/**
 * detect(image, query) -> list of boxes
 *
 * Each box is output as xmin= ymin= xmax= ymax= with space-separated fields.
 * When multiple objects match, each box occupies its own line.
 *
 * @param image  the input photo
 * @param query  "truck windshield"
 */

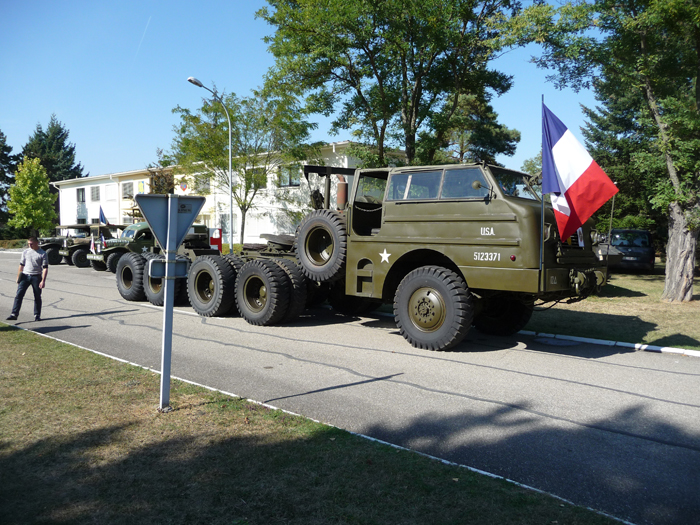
xmin=489 ymin=167 xmax=540 ymax=201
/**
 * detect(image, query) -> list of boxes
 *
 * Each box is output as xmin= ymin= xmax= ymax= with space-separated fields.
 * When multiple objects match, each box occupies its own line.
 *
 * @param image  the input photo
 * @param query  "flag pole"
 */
xmin=539 ymin=95 xmax=545 ymax=293
xmin=605 ymin=183 xmax=617 ymax=278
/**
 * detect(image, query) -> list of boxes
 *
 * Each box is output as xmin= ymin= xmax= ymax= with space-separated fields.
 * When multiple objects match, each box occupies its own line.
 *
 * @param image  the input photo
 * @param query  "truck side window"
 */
xmin=355 ymin=174 xmax=387 ymax=204
xmin=440 ymin=168 xmax=489 ymax=199
xmin=387 ymin=170 xmax=442 ymax=200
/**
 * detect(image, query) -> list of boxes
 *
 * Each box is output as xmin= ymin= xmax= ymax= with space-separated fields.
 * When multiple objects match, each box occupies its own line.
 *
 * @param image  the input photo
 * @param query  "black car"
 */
xmin=607 ymin=229 xmax=655 ymax=273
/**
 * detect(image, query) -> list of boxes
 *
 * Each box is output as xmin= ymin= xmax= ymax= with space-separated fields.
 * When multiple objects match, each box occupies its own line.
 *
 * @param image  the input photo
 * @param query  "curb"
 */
xmin=520 ymin=330 xmax=700 ymax=358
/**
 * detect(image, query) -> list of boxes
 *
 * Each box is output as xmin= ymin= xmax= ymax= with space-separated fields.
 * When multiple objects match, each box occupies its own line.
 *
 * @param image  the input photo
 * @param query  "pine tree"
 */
xmin=22 ymin=114 xmax=86 ymax=182
xmin=0 ymin=129 xmax=18 ymax=223
xmin=8 ymin=157 xmax=57 ymax=236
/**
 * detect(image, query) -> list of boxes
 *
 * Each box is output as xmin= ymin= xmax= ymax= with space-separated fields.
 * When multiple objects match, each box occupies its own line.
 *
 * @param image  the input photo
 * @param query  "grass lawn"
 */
xmin=0 ymin=325 xmax=618 ymax=525
xmin=525 ymin=265 xmax=700 ymax=351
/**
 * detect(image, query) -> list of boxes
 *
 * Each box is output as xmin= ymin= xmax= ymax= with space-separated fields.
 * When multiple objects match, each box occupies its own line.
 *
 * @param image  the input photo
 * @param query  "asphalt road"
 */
xmin=2 ymin=250 xmax=699 ymax=525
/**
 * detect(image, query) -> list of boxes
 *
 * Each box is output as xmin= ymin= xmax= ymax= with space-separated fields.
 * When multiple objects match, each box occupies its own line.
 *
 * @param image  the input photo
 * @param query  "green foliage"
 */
xmin=7 ymin=157 xmax=57 ymax=235
xmin=0 ymin=129 xmax=19 ymax=223
xmin=418 ymin=94 xmax=520 ymax=165
xmin=520 ymin=151 xmax=542 ymax=175
xmin=258 ymin=0 xmax=521 ymax=166
xmin=168 ymin=86 xmax=315 ymax=242
xmin=22 ymin=114 xmax=86 ymax=182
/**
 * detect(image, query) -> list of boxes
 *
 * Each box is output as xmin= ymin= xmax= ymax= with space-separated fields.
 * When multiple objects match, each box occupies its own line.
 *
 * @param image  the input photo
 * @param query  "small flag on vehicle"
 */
xmin=90 ymin=234 xmax=96 ymax=254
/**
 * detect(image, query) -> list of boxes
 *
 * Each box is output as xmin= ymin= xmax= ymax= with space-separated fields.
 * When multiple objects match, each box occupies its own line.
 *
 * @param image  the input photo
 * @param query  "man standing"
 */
xmin=6 ymin=237 xmax=49 ymax=322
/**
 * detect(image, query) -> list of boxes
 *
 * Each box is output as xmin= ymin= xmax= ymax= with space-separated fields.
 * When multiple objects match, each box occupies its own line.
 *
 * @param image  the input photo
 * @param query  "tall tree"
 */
xmin=0 ymin=129 xmax=19 ymax=223
xmin=22 ymin=114 xmax=86 ymax=182
xmin=422 ymin=94 xmax=520 ymax=164
xmin=8 ymin=157 xmax=57 ymax=236
xmin=258 ymin=0 xmax=521 ymax=166
xmin=169 ymin=88 xmax=315 ymax=243
xmin=515 ymin=0 xmax=700 ymax=302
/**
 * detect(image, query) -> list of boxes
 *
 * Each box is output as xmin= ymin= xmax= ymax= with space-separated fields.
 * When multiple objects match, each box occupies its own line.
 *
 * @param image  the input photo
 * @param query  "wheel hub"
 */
xmin=408 ymin=287 xmax=446 ymax=332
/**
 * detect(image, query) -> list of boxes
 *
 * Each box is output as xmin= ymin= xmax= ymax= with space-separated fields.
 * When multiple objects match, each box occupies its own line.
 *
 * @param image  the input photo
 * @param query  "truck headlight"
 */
xmin=589 ymin=230 xmax=603 ymax=245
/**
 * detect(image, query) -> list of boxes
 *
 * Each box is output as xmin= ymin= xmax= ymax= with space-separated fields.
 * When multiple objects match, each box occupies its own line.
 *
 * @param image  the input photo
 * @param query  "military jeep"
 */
xmin=39 ymin=225 xmax=89 ymax=265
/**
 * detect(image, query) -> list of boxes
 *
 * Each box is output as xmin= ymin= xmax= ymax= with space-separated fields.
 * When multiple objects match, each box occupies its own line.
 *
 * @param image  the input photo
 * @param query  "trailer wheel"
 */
xmin=45 ymin=247 xmax=62 ymax=265
xmin=236 ymin=259 xmax=291 ymax=326
xmin=187 ymin=255 xmax=236 ymax=317
xmin=473 ymin=298 xmax=534 ymax=336
xmin=106 ymin=252 xmax=124 ymax=273
xmin=273 ymin=258 xmax=308 ymax=322
xmin=295 ymin=209 xmax=347 ymax=282
xmin=90 ymin=259 xmax=107 ymax=271
xmin=116 ymin=253 xmax=147 ymax=301
xmin=143 ymin=254 xmax=182 ymax=307
xmin=394 ymin=266 xmax=474 ymax=351
xmin=72 ymin=248 xmax=90 ymax=268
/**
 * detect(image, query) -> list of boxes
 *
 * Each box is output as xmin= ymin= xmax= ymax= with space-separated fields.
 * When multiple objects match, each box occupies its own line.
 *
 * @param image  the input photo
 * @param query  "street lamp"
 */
xmin=187 ymin=76 xmax=234 ymax=253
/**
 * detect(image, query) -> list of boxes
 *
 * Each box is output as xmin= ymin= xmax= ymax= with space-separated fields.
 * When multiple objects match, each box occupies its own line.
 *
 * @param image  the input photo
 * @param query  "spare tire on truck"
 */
xmin=116 ymin=252 xmax=147 ymax=301
xmin=295 ymin=209 xmax=347 ymax=283
xmin=187 ymin=255 xmax=237 ymax=317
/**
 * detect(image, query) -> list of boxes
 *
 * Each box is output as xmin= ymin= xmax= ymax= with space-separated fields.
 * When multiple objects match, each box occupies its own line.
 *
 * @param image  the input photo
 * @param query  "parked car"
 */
xmin=607 ymin=229 xmax=655 ymax=273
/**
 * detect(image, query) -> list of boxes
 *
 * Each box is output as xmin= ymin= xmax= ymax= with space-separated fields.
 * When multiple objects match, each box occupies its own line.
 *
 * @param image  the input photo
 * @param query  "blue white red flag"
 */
xmin=542 ymin=103 xmax=618 ymax=240
xmin=90 ymin=234 xmax=96 ymax=254
xmin=99 ymin=206 xmax=109 ymax=225
xmin=100 ymin=233 xmax=106 ymax=248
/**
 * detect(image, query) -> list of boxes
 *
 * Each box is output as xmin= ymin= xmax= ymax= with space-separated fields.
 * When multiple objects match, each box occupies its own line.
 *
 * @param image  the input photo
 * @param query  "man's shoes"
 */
xmin=6 ymin=315 xmax=17 ymax=320
xmin=34 ymin=316 xmax=41 ymax=322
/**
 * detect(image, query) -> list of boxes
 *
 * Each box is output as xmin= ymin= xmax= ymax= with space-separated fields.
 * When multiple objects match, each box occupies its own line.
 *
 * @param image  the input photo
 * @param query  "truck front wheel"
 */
xmin=72 ymin=248 xmax=90 ymax=268
xmin=473 ymin=298 xmax=534 ymax=336
xmin=106 ymin=252 xmax=124 ymax=273
xmin=144 ymin=254 xmax=182 ymax=307
xmin=236 ymin=259 xmax=291 ymax=326
xmin=90 ymin=259 xmax=107 ymax=271
xmin=187 ymin=255 xmax=236 ymax=317
xmin=394 ymin=266 xmax=474 ymax=351
xmin=45 ymin=247 xmax=62 ymax=265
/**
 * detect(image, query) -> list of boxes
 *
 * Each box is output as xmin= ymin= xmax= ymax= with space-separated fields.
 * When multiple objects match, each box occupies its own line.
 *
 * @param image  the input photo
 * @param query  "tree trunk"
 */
xmin=239 ymin=209 xmax=246 ymax=245
xmin=662 ymin=202 xmax=698 ymax=302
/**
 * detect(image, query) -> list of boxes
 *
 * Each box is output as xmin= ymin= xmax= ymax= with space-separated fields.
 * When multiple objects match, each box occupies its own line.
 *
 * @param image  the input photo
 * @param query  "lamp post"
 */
xmin=187 ymin=76 xmax=234 ymax=253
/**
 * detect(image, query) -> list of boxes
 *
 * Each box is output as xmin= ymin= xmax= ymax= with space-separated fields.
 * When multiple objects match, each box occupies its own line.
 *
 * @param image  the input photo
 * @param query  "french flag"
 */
xmin=542 ymin=103 xmax=618 ymax=241
xmin=99 ymin=206 xmax=109 ymax=225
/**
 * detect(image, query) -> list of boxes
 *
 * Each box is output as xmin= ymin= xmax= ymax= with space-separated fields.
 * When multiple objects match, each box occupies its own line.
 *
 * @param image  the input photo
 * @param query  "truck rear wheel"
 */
xmin=236 ymin=259 xmax=291 ymax=326
xmin=295 ymin=209 xmax=347 ymax=283
xmin=45 ymin=247 xmax=62 ymax=265
xmin=116 ymin=253 xmax=147 ymax=301
xmin=106 ymin=252 xmax=124 ymax=273
xmin=90 ymin=259 xmax=107 ymax=271
xmin=72 ymin=248 xmax=90 ymax=268
xmin=473 ymin=298 xmax=534 ymax=336
xmin=187 ymin=255 xmax=236 ymax=317
xmin=273 ymin=258 xmax=308 ymax=322
xmin=394 ymin=266 xmax=474 ymax=351
xmin=144 ymin=255 xmax=182 ymax=307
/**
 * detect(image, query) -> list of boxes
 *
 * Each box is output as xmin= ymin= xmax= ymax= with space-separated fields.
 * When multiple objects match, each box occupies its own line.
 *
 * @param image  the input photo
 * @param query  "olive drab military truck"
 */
xmin=86 ymin=222 xmax=156 ymax=273
xmin=39 ymin=225 xmax=88 ymax=266
xmin=114 ymin=224 xmax=219 ymax=307
xmin=38 ymin=223 xmax=124 ymax=267
xmin=174 ymin=164 xmax=609 ymax=351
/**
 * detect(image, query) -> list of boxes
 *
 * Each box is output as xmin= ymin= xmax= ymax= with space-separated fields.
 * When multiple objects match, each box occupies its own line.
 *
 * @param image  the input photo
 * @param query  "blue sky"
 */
xmin=1 ymin=1 xmax=597 ymax=177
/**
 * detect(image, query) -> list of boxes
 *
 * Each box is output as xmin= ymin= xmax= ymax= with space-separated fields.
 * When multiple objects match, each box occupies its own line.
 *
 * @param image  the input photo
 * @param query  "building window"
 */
xmin=278 ymin=165 xmax=301 ymax=187
xmin=77 ymin=188 xmax=85 ymax=202
xmin=122 ymin=215 xmax=134 ymax=225
xmin=249 ymin=168 xmax=267 ymax=189
xmin=77 ymin=218 xmax=87 ymax=224
xmin=91 ymin=218 xmax=99 ymax=224
xmin=91 ymin=186 xmax=100 ymax=202
xmin=122 ymin=182 xmax=134 ymax=199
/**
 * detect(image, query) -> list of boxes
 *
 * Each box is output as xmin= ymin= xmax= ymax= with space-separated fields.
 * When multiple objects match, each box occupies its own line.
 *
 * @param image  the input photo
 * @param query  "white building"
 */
xmin=53 ymin=141 xmax=359 ymax=245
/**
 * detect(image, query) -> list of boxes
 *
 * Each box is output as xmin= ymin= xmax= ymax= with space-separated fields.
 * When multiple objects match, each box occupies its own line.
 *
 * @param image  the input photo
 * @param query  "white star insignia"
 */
xmin=380 ymin=249 xmax=391 ymax=263
xmin=142 ymin=247 xmax=148 ymax=253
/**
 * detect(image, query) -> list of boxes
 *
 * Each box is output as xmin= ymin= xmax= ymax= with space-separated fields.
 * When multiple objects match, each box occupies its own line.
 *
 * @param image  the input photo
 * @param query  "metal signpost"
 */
xmin=135 ymin=194 xmax=205 ymax=410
